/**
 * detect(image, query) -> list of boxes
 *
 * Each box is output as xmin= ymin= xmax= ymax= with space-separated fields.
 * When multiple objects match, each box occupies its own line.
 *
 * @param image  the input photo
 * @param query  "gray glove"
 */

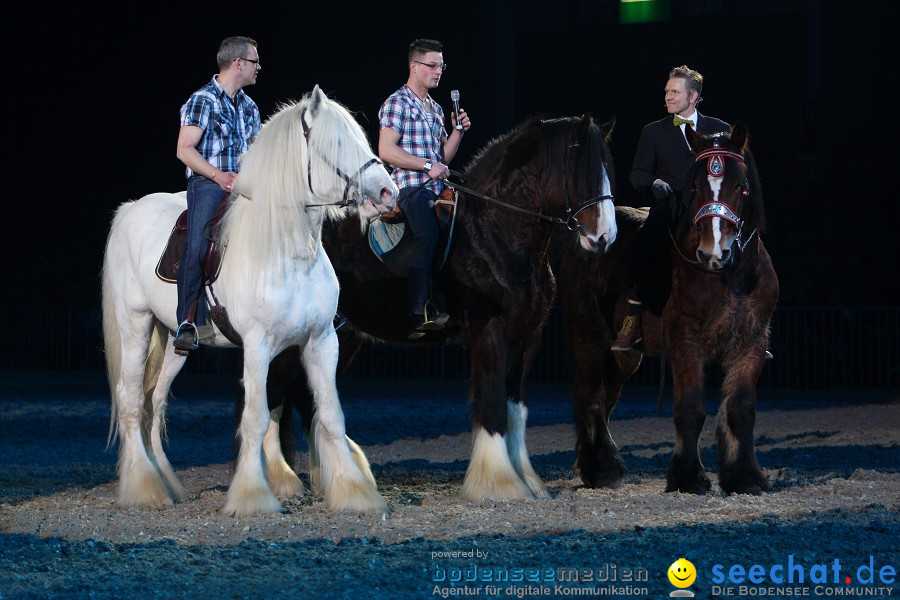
xmin=651 ymin=179 xmax=673 ymax=200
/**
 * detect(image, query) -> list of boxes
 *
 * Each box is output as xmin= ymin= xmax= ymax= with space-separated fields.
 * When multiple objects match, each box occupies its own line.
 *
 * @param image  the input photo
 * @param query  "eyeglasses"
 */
xmin=238 ymin=57 xmax=261 ymax=66
xmin=413 ymin=60 xmax=447 ymax=71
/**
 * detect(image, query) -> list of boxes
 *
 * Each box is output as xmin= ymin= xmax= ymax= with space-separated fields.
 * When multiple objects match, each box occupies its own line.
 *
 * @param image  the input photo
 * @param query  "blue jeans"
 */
xmin=176 ymin=176 xmax=224 ymax=325
xmin=399 ymin=186 xmax=439 ymax=315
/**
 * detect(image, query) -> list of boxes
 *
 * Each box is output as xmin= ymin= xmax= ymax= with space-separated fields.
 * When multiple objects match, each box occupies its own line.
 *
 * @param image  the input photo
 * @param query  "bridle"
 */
xmin=442 ymin=130 xmax=614 ymax=237
xmin=690 ymin=146 xmax=757 ymax=254
xmin=300 ymin=108 xmax=384 ymax=208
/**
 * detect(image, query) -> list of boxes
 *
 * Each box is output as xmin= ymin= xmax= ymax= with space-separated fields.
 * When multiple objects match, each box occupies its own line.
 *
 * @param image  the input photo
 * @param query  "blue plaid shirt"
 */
xmin=378 ymin=85 xmax=447 ymax=194
xmin=179 ymin=76 xmax=261 ymax=178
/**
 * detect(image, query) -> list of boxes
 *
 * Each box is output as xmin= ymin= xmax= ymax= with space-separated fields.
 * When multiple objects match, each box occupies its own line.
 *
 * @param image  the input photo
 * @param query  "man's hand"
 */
xmin=651 ymin=178 xmax=673 ymax=200
xmin=428 ymin=162 xmax=451 ymax=180
xmin=451 ymin=109 xmax=471 ymax=133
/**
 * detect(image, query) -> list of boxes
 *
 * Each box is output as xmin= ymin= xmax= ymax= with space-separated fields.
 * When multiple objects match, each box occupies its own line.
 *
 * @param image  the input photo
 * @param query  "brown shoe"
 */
xmin=611 ymin=313 xmax=643 ymax=351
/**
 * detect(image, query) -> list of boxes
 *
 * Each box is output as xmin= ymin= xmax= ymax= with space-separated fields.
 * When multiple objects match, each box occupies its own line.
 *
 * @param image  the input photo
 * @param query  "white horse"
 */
xmin=102 ymin=86 xmax=397 ymax=517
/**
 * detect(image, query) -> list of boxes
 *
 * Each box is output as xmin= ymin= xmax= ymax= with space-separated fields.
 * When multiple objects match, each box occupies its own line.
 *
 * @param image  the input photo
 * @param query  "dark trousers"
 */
xmin=399 ymin=186 xmax=439 ymax=315
xmin=628 ymin=196 xmax=677 ymax=305
xmin=176 ymin=176 xmax=222 ymax=325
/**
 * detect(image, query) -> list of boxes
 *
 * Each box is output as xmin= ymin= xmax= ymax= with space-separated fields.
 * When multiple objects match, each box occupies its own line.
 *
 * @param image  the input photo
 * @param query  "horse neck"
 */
xmin=220 ymin=194 xmax=321 ymax=289
xmin=458 ymin=173 xmax=556 ymax=263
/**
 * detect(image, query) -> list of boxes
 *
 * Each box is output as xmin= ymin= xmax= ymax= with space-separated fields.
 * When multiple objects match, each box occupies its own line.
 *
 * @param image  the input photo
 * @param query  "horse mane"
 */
xmin=462 ymin=114 xmax=613 ymax=206
xmin=219 ymin=90 xmax=367 ymax=292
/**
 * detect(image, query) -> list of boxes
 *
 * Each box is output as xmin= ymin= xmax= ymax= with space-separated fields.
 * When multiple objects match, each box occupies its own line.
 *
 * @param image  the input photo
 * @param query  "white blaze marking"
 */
xmin=707 ymin=175 xmax=724 ymax=258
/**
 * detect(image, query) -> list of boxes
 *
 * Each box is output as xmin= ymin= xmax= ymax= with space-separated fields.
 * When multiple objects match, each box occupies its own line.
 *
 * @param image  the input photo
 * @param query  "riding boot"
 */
xmin=611 ymin=301 xmax=643 ymax=352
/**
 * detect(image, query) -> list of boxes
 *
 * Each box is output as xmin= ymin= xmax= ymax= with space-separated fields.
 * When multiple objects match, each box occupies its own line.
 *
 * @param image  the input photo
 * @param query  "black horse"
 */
xmin=558 ymin=123 xmax=778 ymax=495
xmin=255 ymin=114 xmax=618 ymax=502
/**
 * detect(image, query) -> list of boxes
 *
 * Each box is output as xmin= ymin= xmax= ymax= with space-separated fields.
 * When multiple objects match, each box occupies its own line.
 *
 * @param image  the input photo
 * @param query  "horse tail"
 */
xmin=102 ymin=224 xmax=122 ymax=450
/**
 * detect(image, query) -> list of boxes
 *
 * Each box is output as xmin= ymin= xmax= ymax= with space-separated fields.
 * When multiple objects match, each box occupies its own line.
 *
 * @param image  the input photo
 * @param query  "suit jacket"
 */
xmin=629 ymin=112 xmax=731 ymax=201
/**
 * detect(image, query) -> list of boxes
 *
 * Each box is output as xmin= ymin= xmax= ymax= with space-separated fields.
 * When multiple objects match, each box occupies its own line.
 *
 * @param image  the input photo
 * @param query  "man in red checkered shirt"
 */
xmin=378 ymin=38 xmax=471 ymax=339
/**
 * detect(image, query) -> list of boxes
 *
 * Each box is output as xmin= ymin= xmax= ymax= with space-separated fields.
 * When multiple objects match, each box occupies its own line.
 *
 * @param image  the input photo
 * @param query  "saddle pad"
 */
xmin=368 ymin=219 xmax=406 ymax=260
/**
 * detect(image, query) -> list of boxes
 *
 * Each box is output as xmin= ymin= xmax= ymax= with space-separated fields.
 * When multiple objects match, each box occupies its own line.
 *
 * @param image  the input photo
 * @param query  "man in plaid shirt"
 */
xmin=378 ymin=38 xmax=471 ymax=339
xmin=173 ymin=36 xmax=262 ymax=353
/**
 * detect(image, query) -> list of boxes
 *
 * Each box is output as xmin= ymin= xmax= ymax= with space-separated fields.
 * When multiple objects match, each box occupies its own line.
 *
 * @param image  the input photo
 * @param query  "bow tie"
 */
xmin=674 ymin=116 xmax=695 ymax=128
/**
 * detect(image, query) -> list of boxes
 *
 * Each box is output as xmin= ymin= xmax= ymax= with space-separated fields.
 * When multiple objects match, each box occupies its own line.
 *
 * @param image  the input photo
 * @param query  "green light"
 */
xmin=620 ymin=0 xmax=670 ymax=24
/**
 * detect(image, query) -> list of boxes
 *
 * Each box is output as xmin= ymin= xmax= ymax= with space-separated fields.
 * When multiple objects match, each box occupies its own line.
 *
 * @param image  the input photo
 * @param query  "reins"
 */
xmin=442 ymin=170 xmax=612 ymax=235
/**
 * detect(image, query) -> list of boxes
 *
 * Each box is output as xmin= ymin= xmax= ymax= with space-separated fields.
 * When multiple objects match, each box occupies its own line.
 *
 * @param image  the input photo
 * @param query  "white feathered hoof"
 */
xmin=461 ymin=429 xmax=534 ymax=502
xmin=346 ymin=435 xmax=377 ymax=488
xmin=117 ymin=467 xmax=175 ymax=509
xmin=521 ymin=472 xmax=550 ymax=500
xmin=324 ymin=474 xmax=386 ymax=513
xmin=222 ymin=486 xmax=282 ymax=517
xmin=267 ymin=460 xmax=305 ymax=498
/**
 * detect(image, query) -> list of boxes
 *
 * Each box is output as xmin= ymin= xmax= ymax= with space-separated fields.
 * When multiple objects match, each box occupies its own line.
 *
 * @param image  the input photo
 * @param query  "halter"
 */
xmin=690 ymin=146 xmax=757 ymax=254
xmin=300 ymin=108 xmax=384 ymax=208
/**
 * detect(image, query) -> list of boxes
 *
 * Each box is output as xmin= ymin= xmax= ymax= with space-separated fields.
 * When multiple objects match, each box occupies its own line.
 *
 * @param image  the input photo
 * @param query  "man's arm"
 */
xmin=378 ymin=127 xmax=450 ymax=180
xmin=629 ymin=125 xmax=660 ymax=198
xmin=176 ymin=125 xmax=235 ymax=191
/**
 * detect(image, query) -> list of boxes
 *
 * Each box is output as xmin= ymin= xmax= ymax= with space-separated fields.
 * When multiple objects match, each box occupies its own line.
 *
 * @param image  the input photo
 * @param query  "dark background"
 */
xmin=5 ymin=0 xmax=897 ymax=311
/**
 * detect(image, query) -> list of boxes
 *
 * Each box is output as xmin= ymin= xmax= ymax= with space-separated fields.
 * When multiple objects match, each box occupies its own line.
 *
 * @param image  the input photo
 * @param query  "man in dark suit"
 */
xmin=612 ymin=65 xmax=731 ymax=351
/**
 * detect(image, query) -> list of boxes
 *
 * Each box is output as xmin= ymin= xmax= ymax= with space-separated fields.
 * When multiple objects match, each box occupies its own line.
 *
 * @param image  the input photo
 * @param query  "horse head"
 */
xmin=683 ymin=122 xmax=762 ymax=270
xmin=301 ymin=85 xmax=398 ymax=219
xmin=554 ymin=114 xmax=618 ymax=253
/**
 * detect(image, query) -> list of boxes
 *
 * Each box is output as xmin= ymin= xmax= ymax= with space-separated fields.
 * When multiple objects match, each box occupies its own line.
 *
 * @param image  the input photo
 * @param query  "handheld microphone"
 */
xmin=450 ymin=90 xmax=463 ymax=131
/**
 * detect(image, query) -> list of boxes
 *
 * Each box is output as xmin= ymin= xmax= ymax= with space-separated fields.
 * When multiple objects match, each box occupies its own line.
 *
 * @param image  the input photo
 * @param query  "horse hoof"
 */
xmin=222 ymin=488 xmax=282 ymax=517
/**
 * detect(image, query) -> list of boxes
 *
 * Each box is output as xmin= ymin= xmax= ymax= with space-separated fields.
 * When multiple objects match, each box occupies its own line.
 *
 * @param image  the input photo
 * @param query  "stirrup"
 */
xmin=173 ymin=321 xmax=199 ymax=355
xmin=423 ymin=301 xmax=449 ymax=328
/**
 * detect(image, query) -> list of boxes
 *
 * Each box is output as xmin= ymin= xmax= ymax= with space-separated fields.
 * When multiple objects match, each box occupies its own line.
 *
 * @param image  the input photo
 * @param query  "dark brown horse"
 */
xmin=260 ymin=114 xmax=618 ymax=503
xmin=559 ymin=123 xmax=778 ymax=495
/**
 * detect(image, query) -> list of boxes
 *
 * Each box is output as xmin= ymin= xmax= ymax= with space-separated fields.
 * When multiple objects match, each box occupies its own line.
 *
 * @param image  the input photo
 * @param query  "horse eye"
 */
xmin=695 ymin=223 xmax=702 ymax=233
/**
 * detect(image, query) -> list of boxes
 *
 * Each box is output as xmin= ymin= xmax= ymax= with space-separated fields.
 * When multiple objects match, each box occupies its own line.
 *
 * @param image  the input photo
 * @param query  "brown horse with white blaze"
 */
xmin=560 ymin=123 xmax=778 ymax=495
xmin=664 ymin=123 xmax=779 ymax=494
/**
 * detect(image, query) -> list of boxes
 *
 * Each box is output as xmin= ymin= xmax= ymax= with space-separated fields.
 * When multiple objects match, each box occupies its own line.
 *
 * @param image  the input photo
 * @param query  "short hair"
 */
xmin=669 ymin=64 xmax=703 ymax=100
xmin=408 ymin=38 xmax=443 ymax=62
xmin=217 ymin=36 xmax=257 ymax=70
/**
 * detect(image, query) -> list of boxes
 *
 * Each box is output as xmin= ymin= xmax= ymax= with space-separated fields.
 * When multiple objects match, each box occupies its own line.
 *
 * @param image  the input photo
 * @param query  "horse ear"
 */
xmin=686 ymin=126 xmax=704 ymax=153
xmin=310 ymin=84 xmax=326 ymax=115
xmin=600 ymin=116 xmax=616 ymax=141
xmin=730 ymin=122 xmax=750 ymax=153
xmin=578 ymin=112 xmax=593 ymax=135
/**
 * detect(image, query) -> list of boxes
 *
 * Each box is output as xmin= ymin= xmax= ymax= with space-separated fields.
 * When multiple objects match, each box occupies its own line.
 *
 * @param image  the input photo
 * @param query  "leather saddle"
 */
xmin=155 ymin=196 xmax=229 ymax=285
xmin=368 ymin=187 xmax=458 ymax=277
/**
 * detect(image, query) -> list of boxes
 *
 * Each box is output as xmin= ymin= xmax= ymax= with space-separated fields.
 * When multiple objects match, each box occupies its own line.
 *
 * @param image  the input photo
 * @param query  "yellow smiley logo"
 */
xmin=668 ymin=558 xmax=697 ymax=588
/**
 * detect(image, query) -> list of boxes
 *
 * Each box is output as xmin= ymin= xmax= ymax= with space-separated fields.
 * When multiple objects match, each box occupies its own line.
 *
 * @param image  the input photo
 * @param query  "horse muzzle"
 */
xmin=696 ymin=244 xmax=734 ymax=270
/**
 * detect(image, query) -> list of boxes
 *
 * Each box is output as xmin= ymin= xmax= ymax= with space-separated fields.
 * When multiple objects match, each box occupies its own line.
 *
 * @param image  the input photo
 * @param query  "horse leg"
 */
xmin=145 ymin=321 xmax=188 ymax=503
xmin=261 ymin=347 xmax=304 ymax=498
xmin=114 ymin=312 xmax=176 ymax=508
xmin=224 ymin=344 xmax=281 ymax=517
xmin=462 ymin=318 xmax=533 ymax=502
xmin=666 ymin=350 xmax=712 ymax=494
xmin=302 ymin=329 xmax=384 ymax=512
xmin=570 ymin=337 xmax=633 ymax=488
xmin=505 ymin=336 xmax=549 ymax=499
xmin=717 ymin=352 xmax=769 ymax=494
